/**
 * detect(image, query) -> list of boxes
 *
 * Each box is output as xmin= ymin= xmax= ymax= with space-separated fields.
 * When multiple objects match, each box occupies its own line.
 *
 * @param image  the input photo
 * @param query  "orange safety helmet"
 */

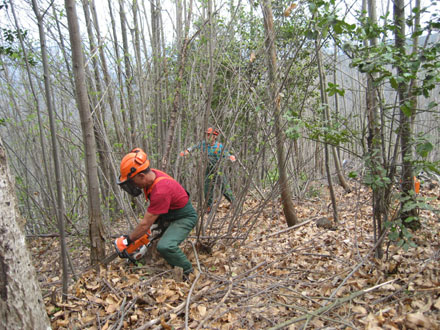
xmin=118 ymin=148 xmax=150 ymax=184
xmin=205 ymin=127 xmax=219 ymax=136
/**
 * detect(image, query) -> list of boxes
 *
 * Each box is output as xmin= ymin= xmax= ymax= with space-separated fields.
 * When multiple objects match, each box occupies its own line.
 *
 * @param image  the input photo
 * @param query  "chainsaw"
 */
xmin=97 ymin=234 xmax=151 ymax=266
xmin=99 ymin=222 xmax=168 ymax=266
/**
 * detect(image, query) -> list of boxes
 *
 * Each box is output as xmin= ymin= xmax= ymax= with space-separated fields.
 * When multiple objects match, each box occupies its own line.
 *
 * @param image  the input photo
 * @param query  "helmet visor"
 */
xmin=118 ymin=178 xmax=142 ymax=197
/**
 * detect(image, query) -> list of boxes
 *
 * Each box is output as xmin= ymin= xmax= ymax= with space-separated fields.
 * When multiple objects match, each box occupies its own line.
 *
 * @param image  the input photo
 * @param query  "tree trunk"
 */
xmin=0 ymin=138 xmax=52 ymax=329
xmin=394 ymin=0 xmax=419 ymax=229
xmin=90 ymin=0 xmax=122 ymax=215
xmin=65 ymin=0 xmax=106 ymax=264
xmin=315 ymin=39 xmax=338 ymax=223
xmin=90 ymin=0 xmax=122 ymax=145
xmin=331 ymin=46 xmax=351 ymax=193
xmin=108 ymin=0 xmax=129 ymax=147
xmin=160 ymin=36 xmax=190 ymax=171
xmin=119 ymin=0 xmax=137 ymax=146
xmin=132 ymin=0 xmax=148 ymax=149
xmin=261 ymin=0 xmax=298 ymax=227
xmin=409 ymin=0 xmax=420 ymax=146
xmin=151 ymin=0 xmax=164 ymax=155
xmin=31 ymin=0 xmax=69 ymax=298
xmin=161 ymin=0 xmax=195 ymax=171
xmin=9 ymin=0 xmax=57 ymax=224
xmin=82 ymin=0 xmax=118 ymax=221
xmin=365 ymin=0 xmax=386 ymax=258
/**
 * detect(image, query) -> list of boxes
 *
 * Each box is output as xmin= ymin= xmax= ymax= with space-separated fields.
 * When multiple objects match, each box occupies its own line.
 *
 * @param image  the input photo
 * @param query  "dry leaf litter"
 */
xmin=29 ymin=182 xmax=440 ymax=329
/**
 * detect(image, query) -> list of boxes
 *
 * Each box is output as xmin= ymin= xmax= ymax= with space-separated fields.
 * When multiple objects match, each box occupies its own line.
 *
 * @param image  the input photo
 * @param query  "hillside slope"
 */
xmin=30 ymin=182 xmax=440 ymax=329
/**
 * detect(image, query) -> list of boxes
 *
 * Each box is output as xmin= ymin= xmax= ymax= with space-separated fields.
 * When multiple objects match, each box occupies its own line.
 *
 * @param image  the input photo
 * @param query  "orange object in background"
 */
xmin=414 ymin=176 xmax=420 ymax=194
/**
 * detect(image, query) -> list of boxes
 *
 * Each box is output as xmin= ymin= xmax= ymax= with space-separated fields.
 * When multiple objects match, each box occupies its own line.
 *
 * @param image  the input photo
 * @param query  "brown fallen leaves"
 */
xmin=32 ymin=182 xmax=440 ymax=329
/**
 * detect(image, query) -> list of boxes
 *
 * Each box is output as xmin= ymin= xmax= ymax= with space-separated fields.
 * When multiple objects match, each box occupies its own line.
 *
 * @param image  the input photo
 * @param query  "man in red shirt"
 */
xmin=115 ymin=148 xmax=198 ymax=277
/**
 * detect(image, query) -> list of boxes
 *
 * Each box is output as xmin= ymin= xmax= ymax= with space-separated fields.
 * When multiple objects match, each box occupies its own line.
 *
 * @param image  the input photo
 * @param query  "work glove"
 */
xmin=229 ymin=155 xmax=236 ymax=162
xmin=114 ymin=235 xmax=133 ymax=258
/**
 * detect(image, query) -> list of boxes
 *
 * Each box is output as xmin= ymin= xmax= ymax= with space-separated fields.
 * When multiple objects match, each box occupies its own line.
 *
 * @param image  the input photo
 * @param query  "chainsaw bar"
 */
xmin=100 ymin=251 xmax=118 ymax=265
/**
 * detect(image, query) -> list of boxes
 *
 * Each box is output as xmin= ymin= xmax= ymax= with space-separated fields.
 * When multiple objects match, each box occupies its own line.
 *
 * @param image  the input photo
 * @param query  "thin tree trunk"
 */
xmin=90 ymin=0 xmax=122 ymax=145
xmin=332 ymin=46 xmax=351 ymax=193
xmin=90 ymin=0 xmax=123 ymax=214
xmin=82 ymin=0 xmax=118 ymax=221
xmin=394 ymin=0 xmax=419 ymax=229
xmin=315 ymin=40 xmax=338 ymax=223
xmin=82 ymin=0 xmax=111 ymax=210
xmin=409 ymin=0 xmax=420 ymax=142
xmin=160 ymin=37 xmax=190 ymax=171
xmin=151 ymin=0 xmax=163 ymax=155
xmin=161 ymin=0 xmax=196 ymax=171
xmin=261 ymin=0 xmax=298 ymax=227
xmin=8 ymin=0 xmax=56 ymax=223
xmin=363 ymin=0 xmax=387 ymax=258
xmin=132 ymin=0 xmax=148 ymax=148
xmin=0 ymin=138 xmax=52 ymax=329
xmin=108 ymin=0 xmax=129 ymax=146
xmin=65 ymin=0 xmax=106 ymax=264
xmin=119 ymin=0 xmax=136 ymax=146
xmin=51 ymin=4 xmax=74 ymax=88
xmin=31 ymin=0 xmax=69 ymax=299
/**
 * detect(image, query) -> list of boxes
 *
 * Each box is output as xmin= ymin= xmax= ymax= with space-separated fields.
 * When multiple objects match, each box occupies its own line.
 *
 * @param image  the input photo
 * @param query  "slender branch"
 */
xmin=268 ymin=280 xmax=397 ymax=330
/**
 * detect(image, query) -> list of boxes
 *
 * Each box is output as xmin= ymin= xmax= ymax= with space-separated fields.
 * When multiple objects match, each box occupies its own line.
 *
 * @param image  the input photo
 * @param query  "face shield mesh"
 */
xmin=118 ymin=179 xmax=142 ymax=197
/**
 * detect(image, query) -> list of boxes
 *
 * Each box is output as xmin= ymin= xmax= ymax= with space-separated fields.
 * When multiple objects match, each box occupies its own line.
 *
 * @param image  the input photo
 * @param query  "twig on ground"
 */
xmin=195 ymin=279 xmax=233 ymax=330
xmin=268 ymin=280 xmax=397 ymax=330
xmin=102 ymin=278 xmax=123 ymax=299
xmin=274 ymin=301 xmax=356 ymax=328
xmin=247 ymin=218 xmax=313 ymax=246
xmin=111 ymin=296 xmax=127 ymax=330
xmin=328 ymin=229 xmax=388 ymax=301
xmin=185 ymin=241 xmax=202 ymax=329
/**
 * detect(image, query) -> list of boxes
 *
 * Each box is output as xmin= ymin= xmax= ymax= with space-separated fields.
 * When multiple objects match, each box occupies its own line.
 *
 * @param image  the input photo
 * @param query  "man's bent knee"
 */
xmin=156 ymin=241 xmax=176 ymax=256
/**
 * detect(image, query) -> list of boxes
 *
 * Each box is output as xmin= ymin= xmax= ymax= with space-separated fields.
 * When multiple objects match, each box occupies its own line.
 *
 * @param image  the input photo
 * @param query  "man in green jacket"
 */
xmin=180 ymin=127 xmax=236 ymax=213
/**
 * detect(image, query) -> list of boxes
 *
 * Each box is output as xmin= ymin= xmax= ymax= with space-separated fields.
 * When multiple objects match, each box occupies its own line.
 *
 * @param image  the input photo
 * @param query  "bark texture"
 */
xmin=65 ymin=0 xmax=106 ymax=263
xmin=261 ymin=0 xmax=298 ymax=226
xmin=0 ymin=138 xmax=51 ymax=329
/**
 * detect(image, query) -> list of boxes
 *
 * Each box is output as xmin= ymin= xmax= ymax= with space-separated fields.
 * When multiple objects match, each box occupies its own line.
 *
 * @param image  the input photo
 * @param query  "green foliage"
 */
xmin=342 ymin=6 xmax=440 ymax=113
xmin=302 ymin=109 xmax=351 ymax=146
xmin=0 ymin=27 xmax=37 ymax=66
xmin=363 ymin=166 xmax=391 ymax=189
xmin=415 ymin=140 xmax=433 ymax=158
xmin=267 ymin=168 xmax=279 ymax=184
xmin=285 ymin=114 xmax=303 ymax=140
xmin=306 ymin=185 xmax=322 ymax=198
xmin=306 ymin=0 xmax=357 ymax=39
xmin=326 ymin=82 xmax=345 ymax=97
xmin=386 ymin=218 xmax=416 ymax=252
xmin=306 ymin=0 xmax=440 ymax=253
xmin=386 ymin=192 xmax=436 ymax=250
xmin=348 ymin=171 xmax=358 ymax=179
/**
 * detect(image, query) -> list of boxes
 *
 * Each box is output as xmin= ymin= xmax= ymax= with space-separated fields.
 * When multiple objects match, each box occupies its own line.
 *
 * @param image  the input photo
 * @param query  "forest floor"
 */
xmin=29 ymin=180 xmax=440 ymax=330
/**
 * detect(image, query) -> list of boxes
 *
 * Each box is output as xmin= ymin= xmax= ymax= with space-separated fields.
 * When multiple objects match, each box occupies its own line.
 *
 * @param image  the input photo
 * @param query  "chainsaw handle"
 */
xmin=126 ymin=234 xmax=151 ymax=254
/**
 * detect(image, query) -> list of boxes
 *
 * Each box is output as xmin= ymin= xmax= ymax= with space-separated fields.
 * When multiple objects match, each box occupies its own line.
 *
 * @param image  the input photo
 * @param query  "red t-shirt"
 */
xmin=145 ymin=169 xmax=189 ymax=215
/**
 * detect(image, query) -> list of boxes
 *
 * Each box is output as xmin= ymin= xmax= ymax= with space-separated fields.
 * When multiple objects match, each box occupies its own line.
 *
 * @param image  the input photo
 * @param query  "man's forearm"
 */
xmin=129 ymin=212 xmax=159 ymax=241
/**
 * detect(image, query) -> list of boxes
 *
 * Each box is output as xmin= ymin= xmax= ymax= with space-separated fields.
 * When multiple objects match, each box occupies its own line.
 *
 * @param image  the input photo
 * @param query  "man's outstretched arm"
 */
xmin=129 ymin=211 xmax=159 ymax=241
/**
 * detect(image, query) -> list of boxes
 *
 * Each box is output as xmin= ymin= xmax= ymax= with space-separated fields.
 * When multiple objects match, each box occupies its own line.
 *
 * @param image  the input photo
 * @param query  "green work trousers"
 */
xmin=204 ymin=166 xmax=234 ymax=209
xmin=156 ymin=200 xmax=198 ymax=274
